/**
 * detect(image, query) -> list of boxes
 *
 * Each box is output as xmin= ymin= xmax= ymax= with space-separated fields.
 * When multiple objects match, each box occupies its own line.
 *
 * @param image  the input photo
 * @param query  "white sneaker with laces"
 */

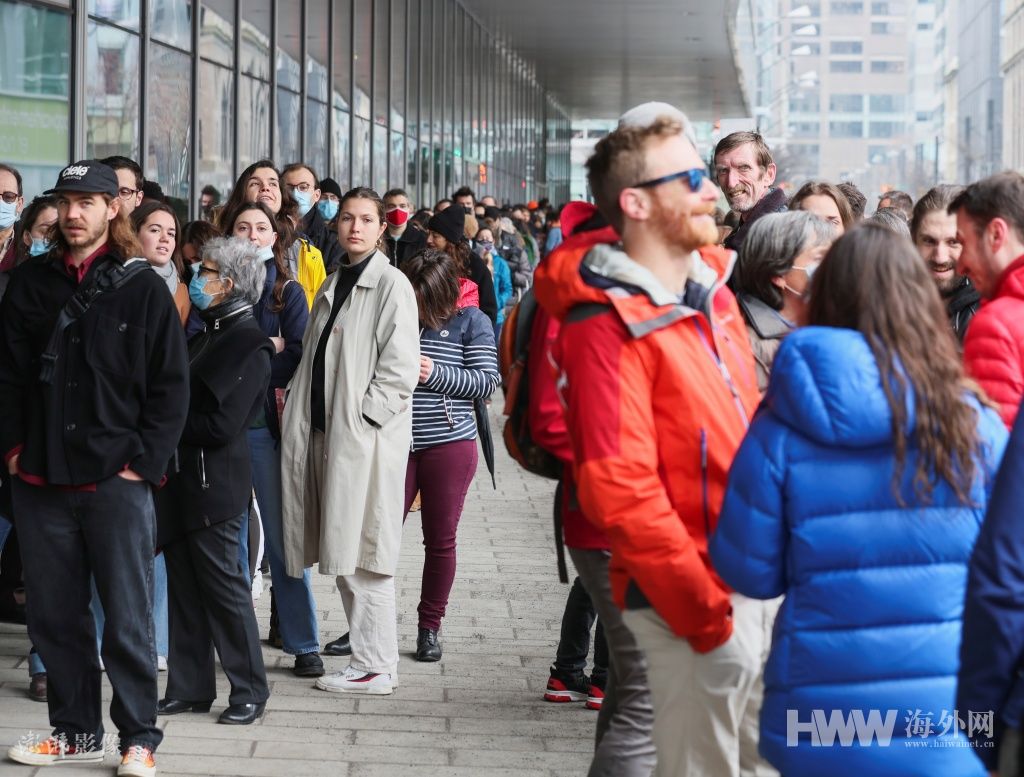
xmin=315 ymin=665 xmax=393 ymax=695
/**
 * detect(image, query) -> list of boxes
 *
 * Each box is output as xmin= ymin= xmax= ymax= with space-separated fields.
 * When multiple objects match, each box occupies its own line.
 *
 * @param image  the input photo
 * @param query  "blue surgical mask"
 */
xmin=188 ymin=262 xmax=219 ymax=310
xmin=293 ymin=189 xmax=314 ymax=217
xmin=0 ymin=200 xmax=18 ymax=230
xmin=29 ymin=237 xmax=51 ymax=256
xmin=318 ymin=199 xmax=339 ymax=222
xmin=257 ymin=244 xmax=275 ymax=261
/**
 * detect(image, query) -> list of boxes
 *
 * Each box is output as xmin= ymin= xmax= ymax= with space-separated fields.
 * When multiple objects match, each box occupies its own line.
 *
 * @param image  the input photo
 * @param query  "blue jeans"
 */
xmin=0 ymin=514 xmax=12 ymax=556
xmin=238 ymin=511 xmax=250 ymax=578
xmin=247 ymin=426 xmax=319 ymax=655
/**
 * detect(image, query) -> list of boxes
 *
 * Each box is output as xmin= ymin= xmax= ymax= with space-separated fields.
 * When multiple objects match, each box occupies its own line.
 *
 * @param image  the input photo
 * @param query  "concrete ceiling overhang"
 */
xmin=460 ymin=0 xmax=751 ymax=121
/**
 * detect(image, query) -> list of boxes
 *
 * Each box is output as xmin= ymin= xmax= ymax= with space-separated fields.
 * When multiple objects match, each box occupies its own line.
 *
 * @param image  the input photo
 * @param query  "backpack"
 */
xmin=498 ymin=289 xmax=562 ymax=480
xmin=296 ymin=238 xmax=327 ymax=309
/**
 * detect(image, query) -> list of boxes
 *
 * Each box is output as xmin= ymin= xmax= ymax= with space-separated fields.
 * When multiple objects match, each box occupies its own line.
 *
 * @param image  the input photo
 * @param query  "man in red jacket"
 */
xmin=534 ymin=104 xmax=772 ymax=776
xmin=950 ymin=173 xmax=1024 ymax=427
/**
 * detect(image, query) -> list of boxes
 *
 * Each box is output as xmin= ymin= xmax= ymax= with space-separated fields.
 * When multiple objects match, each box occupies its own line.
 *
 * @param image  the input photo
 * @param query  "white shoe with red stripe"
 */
xmin=315 ymin=665 xmax=394 ymax=695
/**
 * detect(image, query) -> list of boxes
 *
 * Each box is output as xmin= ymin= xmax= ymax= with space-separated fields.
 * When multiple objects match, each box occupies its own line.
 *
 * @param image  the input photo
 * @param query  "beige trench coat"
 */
xmin=280 ymin=250 xmax=419 ymax=578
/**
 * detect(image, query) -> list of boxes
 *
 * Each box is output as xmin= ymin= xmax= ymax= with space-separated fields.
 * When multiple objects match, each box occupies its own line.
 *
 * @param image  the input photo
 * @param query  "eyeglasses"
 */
xmin=191 ymin=262 xmax=222 ymax=278
xmin=632 ymin=167 xmax=709 ymax=192
xmin=1 ymin=191 xmax=20 ymax=204
xmin=118 ymin=187 xmax=138 ymax=200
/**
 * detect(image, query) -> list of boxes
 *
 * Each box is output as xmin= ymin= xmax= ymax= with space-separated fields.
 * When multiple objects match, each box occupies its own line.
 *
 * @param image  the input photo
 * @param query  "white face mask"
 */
xmin=257 ymin=244 xmax=275 ymax=261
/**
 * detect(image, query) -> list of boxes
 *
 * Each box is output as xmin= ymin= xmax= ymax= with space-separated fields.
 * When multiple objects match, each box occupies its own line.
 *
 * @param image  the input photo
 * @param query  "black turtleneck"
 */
xmin=310 ymin=252 xmax=373 ymax=432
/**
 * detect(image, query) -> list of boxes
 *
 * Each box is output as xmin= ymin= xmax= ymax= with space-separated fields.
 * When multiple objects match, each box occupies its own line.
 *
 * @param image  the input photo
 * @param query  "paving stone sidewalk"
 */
xmin=0 ymin=406 xmax=597 ymax=776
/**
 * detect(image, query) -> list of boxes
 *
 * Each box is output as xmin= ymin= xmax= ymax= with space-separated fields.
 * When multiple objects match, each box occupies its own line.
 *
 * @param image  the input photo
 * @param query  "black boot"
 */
xmin=324 ymin=632 xmax=351 ymax=656
xmin=267 ymin=586 xmax=282 ymax=648
xmin=415 ymin=627 xmax=442 ymax=662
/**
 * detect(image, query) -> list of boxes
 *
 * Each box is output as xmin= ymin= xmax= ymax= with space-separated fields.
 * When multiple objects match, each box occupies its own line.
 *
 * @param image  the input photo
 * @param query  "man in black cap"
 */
xmin=426 ymin=204 xmax=498 ymax=323
xmin=1 ymin=160 xmax=188 ymax=776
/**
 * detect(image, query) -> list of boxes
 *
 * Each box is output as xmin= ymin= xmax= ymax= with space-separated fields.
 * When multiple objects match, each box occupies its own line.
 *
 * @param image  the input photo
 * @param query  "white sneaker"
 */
xmin=315 ymin=665 xmax=393 ymax=695
xmin=157 ymin=655 xmax=168 ymax=672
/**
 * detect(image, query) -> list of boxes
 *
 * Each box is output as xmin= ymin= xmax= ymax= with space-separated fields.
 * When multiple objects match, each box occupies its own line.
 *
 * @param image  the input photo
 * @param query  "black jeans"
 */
xmin=164 ymin=511 xmax=269 ymax=706
xmin=13 ymin=475 xmax=162 ymax=753
xmin=553 ymin=575 xmax=609 ymax=684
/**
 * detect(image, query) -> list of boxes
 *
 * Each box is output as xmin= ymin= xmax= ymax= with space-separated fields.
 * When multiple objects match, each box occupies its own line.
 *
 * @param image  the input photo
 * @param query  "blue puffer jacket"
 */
xmin=711 ymin=326 xmax=1007 ymax=777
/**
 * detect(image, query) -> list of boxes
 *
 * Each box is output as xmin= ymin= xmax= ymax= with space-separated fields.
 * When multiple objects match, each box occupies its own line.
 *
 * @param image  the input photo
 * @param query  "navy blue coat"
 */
xmin=711 ymin=327 xmax=1006 ymax=777
xmin=959 ymin=398 xmax=1024 ymax=768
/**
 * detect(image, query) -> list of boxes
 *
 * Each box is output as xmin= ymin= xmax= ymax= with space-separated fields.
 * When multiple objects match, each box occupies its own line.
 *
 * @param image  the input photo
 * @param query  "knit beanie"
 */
xmin=427 ymin=204 xmax=466 ymax=244
xmin=319 ymin=177 xmax=343 ymax=199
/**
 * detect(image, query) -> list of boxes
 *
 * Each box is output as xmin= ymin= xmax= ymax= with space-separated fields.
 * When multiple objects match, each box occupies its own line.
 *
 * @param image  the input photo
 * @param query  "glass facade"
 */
xmin=2 ymin=0 xmax=570 ymax=212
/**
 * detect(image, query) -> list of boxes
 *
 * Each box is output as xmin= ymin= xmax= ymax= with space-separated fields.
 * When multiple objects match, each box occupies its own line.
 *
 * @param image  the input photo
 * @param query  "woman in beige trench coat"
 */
xmin=280 ymin=187 xmax=419 ymax=696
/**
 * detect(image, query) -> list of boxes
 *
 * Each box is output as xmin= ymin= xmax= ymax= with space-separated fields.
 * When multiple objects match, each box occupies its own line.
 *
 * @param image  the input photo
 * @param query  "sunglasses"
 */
xmin=632 ymin=167 xmax=709 ymax=192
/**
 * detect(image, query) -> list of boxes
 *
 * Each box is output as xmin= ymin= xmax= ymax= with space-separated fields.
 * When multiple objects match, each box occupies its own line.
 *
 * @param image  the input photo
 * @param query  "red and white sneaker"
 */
xmin=315 ymin=664 xmax=394 ymax=695
xmin=543 ymin=670 xmax=590 ymax=703
xmin=117 ymin=745 xmax=156 ymax=777
xmin=7 ymin=735 xmax=104 ymax=766
xmin=586 ymin=676 xmax=606 ymax=710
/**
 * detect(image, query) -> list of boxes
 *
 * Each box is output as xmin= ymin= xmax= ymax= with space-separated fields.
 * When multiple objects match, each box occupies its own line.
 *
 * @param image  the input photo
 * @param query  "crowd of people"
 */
xmin=1 ymin=96 xmax=1024 ymax=777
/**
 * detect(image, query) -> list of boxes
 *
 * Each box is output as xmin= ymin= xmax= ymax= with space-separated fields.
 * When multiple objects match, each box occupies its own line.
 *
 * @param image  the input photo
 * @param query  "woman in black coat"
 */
xmin=156 ymin=236 xmax=274 ymax=725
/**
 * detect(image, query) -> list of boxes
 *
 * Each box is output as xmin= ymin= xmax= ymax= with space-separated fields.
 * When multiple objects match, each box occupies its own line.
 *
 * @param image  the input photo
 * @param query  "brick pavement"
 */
xmin=0 ymin=406 xmax=598 ymax=776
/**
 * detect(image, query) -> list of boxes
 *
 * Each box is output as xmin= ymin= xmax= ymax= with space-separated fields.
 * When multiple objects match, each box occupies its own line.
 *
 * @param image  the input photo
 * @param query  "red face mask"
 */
xmin=385 ymin=207 xmax=409 ymax=227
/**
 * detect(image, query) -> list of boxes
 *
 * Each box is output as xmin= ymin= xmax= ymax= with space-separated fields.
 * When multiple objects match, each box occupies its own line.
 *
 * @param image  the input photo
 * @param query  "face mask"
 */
xmin=188 ymin=262 xmax=220 ymax=310
xmin=318 ymin=199 xmax=339 ymax=221
xmin=478 ymin=240 xmax=494 ymax=254
xmin=385 ymin=207 xmax=409 ymax=227
xmin=257 ymin=244 xmax=275 ymax=261
xmin=293 ymin=189 xmax=314 ymax=217
xmin=0 ymin=201 xmax=18 ymax=230
xmin=28 ymin=237 xmax=51 ymax=256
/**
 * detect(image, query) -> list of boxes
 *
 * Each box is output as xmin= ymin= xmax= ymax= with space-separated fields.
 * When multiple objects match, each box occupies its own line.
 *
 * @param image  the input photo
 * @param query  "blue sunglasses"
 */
xmin=633 ymin=167 xmax=709 ymax=192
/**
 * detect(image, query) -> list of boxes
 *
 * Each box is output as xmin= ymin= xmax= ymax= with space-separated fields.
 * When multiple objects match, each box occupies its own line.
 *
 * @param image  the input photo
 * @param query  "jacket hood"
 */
xmin=765 ymin=326 xmax=914 ymax=447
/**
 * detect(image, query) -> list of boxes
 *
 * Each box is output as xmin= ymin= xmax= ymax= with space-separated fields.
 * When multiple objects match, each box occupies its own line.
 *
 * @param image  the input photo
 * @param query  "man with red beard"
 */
xmin=533 ymin=104 xmax=770 ymax=776
xmin=950 ymin=172 xmax=1024 ymax=428
xmin=715 ymin=131 xmax=789 ymax=253
xmin=911 ymin=184 xmax=979 ymax=343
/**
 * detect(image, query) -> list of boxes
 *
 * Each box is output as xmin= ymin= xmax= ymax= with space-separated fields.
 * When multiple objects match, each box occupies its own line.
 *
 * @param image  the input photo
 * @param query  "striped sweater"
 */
xmin=413 ymin=306 xmax=500 ymax=452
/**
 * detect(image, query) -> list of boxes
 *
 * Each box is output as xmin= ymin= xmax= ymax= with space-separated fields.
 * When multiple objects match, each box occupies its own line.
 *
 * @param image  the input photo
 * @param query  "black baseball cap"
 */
xmin=46 ymin=160 xmax=120 ymax=197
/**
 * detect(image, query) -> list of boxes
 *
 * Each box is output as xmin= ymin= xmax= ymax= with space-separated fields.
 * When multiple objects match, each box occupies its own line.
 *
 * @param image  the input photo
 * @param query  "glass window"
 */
xmin=200 ymin=0 xmax=233 ymax=67
xmin=391 ymin=0 xmax=406 ymax=133
xmin=239 ymin=74 xmax=271 ymax=166
xmin=405 ymin=0 xmax=418 ymax=139
xmin=150 ymin=0 xmax=191 ymax=51
xmin=405 ymin=135 xmax=418 ymax=197
xmin=830 ymin=40 xmax=862 ymax=54
xmin=789 ymin=122 xmax=820 ymax=138
xmin=789 ymin=92 xmax=821 ymax=112
xmin=869 ymin=121 xmax=903 ymax=137
xmin=333 ymin=0 xmax=352 ymax=111
xmin=276 ymin=87 xmax=301 ymax=164
xmin=869 ymin=94 xmax=905 ymax=112
xmin=373 ymin=122 xmax=387 ymax=192
xmin=88 ymin=0 xmax=141 ymax=30
xmin=354 ymin=0 xmax=371 ymax=119
xmin=871 ymin=21 xmax=892 ymax=33
xmin=0 ymin=1 xmax=71 ymax=198
xmin=830 ymin=59 xmax=863 ymax=72
xmin=276 ymin=0 xmax=300 ymax=92
xmin=373 ymin=0 xmax=388 ymax=126
xmin=830 ymin=1 xmax=863 ymax=13
xmin=829 ymin=120 xmax=864 ymax=137
xmin=830 ymin=93 xmax=864 ymax=111
xmin=870 ymin=59 xmax=905 ymax=73
xmin=146 ymin=43 xmax=190 ymax=201
xmin=306 ymin=0 xmax=328 ymax=102
xmin=240 ymin=0 xmax=271 ymax=79
xmin=197 ymin=60 xmax=233 ymax=199
xmin=353 ymin=115 xmax=370 ymax=185
xmin=86 ymin=22 xmax=140 ymax=161
xmin=305 ymin=98 xmax=329 ymax=178
xmin=391 ymin=131 xmax=404 ymax=193
xmin=332 ymin=107 xmax=350 ymax=186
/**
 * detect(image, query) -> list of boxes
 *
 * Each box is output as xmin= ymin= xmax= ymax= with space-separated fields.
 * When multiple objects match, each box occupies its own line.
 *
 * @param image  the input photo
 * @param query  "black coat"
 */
xmin=0 ymin=252 xmax=188 ymax=486
xmin=157 ymin=300 xmax=272 ymax=547
xmin=723 ymin=188 xmax=790 ymax=253
xmin=383 ymin=225 xmax=428 ymax=268
xmin=467 ymin=252 xmax=499 ymax=324
xmin=300 ymin=206 xmax=344 ymax=274
xmin=945 ymin=276 xmax=981 ymax=344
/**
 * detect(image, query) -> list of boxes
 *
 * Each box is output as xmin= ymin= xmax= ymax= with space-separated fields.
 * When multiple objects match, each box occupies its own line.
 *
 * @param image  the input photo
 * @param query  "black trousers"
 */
xmin=554 ymin=575 xmax=609 ymax=685
xmin=164 ymin=511 xmax=268 ymax=706
xmin=13 ymin=475 xmax=162 ymax=752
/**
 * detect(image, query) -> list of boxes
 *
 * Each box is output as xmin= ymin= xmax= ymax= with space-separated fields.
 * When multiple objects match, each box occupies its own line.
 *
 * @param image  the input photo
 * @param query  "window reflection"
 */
xmin=146 ymin=43 xmax=190 ymax=201
xmin=305 ymin=98 xmax=329 ymax=179
xmin=88 ymin=0 xmax=141 ymax=30
xmin=353 ymin=116 xmax=370 ymax=186
xmin=239 ymin=75 xmax=271 ymax=167
xmin=276 ymin=87 xmax=301 ymax=164
xmin=198 ymin=60 xmax=233 ymax=201
xmin=240 ymin=0 xmax=271 ymax=79
xmin=200 ymin=0 xmax=233 ymax=67
xmin=150 ymin=0 xmax=191 ymax=51
xmin=373 ymin=122 xmax=387 ymax=192
xmin=86 ymin=22 xmax=140 ymax=161
xmin=333 ymin=108 xmax=351 ymax=189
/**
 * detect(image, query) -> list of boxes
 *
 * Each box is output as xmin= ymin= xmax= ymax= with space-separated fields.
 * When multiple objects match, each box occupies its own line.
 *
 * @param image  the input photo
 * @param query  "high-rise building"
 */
xmin=1003 ymin=0 xmax=1024 ymax=170
xmin=957 ymin=0 xmax=1004 ymax=181
xmin=934 ymin=0 xmax=961 ymax=183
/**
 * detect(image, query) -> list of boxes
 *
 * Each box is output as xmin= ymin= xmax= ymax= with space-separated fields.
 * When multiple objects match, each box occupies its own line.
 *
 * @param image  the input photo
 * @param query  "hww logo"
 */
xmin=787 ymin=709 xmax=898 ymax=747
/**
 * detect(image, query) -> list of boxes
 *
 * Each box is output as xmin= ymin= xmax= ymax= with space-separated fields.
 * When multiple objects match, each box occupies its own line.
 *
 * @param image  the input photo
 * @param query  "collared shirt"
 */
xmin=64 ymin=242 xmax=109 ymax=285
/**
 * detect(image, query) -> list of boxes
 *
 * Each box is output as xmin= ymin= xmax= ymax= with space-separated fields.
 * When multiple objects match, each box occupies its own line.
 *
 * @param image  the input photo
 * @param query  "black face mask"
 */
xmin=463 ymin=205 xmax=473 ymax=214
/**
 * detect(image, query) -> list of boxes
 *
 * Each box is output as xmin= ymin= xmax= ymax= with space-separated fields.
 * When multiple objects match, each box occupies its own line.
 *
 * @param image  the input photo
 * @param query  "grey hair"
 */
xmin=734 ymin=211 xmax=835 ymax=310
xmin=865 ymin=207 xmax=912 ymax=239
xmin=201 ymin=236 xmax=266 ymax=304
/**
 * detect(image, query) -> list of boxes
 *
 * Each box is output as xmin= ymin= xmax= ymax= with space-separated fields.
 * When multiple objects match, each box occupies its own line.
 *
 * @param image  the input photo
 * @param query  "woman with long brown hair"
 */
xmin=711 ymin=223 xmax=1007 ymax=777
xmin=221 ymin=200 xmax=322 ymax=679
xmin=131 ymin=201 xmax=189 ymax=326
xmin=789 ymin=180 xmax=854 ymax=235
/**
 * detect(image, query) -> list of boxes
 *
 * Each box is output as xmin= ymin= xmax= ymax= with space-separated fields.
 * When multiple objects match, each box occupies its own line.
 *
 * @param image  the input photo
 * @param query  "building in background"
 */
xmin=0 ymin=0 xmax=571 ymax=214
xmin=1003 ymin=0 xmax=1024 ymax=170
xmin=934 ymin=0 xmax=961 ymax=183
xmin=957 ymin=0 xmax=1004 ymax=181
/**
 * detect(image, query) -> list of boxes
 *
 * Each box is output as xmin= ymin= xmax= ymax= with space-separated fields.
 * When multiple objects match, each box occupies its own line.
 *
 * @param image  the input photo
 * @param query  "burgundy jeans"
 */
xmin=404 ymin=439 xmax=479 ymax=630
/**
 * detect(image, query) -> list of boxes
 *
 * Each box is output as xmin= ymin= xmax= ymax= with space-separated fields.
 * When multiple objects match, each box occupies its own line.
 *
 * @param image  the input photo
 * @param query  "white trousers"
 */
xmin=623 ymin=594 xmax=781 ymax=777
xmin=335 ymin=568 xmax=399 ymax=677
